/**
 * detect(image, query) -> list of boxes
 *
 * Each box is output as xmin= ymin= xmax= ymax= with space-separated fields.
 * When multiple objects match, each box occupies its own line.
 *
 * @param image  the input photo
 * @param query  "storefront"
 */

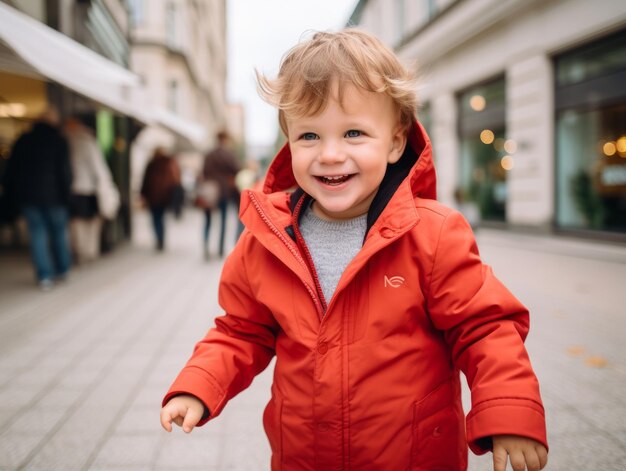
xmin=457 ymin=77 xmax=508 ymax=223
xmin=0 ymin=2 xmax=144 ymax=249
xmin=555 ymin=29 xmax=626 ymax=237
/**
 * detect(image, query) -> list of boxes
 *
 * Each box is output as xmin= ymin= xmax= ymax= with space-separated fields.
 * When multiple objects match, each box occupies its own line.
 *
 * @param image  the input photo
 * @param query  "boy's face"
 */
xmin=286 ymin=85 xmax=407 ymax=221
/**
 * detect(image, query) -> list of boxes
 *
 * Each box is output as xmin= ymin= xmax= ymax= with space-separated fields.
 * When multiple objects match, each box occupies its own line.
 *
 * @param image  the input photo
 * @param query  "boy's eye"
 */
xmin=345 ymin=130 xmax=362 ymax=138
xmin=300 ymin=132 xmax=318 ymax=141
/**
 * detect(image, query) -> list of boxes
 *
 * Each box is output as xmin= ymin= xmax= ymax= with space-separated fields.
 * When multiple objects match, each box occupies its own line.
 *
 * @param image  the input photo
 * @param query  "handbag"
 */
xmin=97 ymin=177 xmax=120 ymax=220
xmin=194 ymin=179 xmax=220 ymax=209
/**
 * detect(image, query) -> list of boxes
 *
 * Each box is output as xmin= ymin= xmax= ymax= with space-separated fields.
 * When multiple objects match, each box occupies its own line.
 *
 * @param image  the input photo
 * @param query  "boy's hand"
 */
xmin=160 ymin=395 xmax=205 ymax=433
xmin=493 ymin=435 xmax=548 ymax=471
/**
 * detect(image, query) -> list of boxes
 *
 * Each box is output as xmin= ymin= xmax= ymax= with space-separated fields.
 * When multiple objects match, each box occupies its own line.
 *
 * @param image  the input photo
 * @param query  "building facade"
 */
xmin=127 ymin=0 xmax=229 ymax=193
xmin=349 ymin=0 xmax=626 ymax=239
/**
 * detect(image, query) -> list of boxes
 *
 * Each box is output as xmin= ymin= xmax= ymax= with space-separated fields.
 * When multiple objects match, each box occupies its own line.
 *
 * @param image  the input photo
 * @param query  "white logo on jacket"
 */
xmin=384 ymin=275 xmax=405 ymax=288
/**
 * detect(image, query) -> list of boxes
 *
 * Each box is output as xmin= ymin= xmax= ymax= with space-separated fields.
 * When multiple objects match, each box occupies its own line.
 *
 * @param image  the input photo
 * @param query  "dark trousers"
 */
xmin=203 ymin=198 xmax=230 ymax=257
xmin=22 ymin=205 xmax=72 ymax=281
xmin=149 ymin=206 xmax=166 ymax=250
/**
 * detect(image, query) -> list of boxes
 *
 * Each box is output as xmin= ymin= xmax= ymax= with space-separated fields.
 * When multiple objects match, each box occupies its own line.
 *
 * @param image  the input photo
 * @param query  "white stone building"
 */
xmin=127 ymin=0 xmax=229 ymax=192
xmin=349 ymin=0 xmax=626 ymax=239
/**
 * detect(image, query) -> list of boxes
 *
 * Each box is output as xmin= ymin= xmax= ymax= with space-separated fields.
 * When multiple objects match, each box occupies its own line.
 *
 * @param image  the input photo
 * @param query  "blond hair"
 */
xmin=257 ymin=29 xmax=418 ymax=136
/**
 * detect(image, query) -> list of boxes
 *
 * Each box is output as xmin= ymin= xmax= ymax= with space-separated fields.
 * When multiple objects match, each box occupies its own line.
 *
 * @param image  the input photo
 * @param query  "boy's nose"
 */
xmin=318 ymin=140 xmax=346 ymax=164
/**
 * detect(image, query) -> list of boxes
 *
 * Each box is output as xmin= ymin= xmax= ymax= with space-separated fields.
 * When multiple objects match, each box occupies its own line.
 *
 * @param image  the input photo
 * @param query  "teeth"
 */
xmin=318 ymin=174 xmax=351 ymax=185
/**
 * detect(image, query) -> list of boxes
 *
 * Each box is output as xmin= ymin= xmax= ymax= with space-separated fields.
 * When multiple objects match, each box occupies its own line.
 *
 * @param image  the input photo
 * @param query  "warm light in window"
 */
xmin=0 ymin=103 xmax=26 ymax=118
xmin=469 ymin=95 xmax=486 ymax=111
xmin=603 ymin=142 xmax=617 ymax=156
xmin=480 ymin=129 xmax=494 ymax=144
xmin=616 ymin=136 xmax=626 ymax=153
xmin=504 ymin=139 xmax=517 ymax=154
xmin=501 ymin=155 xmax=514 ymax=170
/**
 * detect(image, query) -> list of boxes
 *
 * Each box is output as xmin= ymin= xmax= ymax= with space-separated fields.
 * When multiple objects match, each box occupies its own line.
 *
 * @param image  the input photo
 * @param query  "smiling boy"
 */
xmin=161 ymin=29 xmax=548 ymax=471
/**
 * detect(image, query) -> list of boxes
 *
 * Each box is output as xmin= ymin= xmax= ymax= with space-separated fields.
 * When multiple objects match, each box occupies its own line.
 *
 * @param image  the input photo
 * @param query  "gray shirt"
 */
xmin=299 ymin=202 xmax=367 ymax=304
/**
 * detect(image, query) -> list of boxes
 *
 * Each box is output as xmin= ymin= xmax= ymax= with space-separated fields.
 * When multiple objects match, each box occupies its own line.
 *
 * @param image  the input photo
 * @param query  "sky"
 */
xmin=226 ymin=0 xmax=359 ymax=150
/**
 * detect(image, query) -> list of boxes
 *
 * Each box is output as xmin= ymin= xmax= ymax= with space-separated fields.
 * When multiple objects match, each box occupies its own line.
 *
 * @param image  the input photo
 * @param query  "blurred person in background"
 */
xmin=200 ymin=130 xmax=241 ymax=258
xmin=64 ymin=116 xmax=117 ymax=264
xmin=140 ymin=147 xmax=181 ymax=252
xmin=3 ymin=107 xmax=73 ymax=290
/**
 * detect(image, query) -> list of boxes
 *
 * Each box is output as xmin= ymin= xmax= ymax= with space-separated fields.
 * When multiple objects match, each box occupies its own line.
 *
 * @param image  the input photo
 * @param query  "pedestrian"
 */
xmin=160 ymin=30 xmax=548 ymax=471
xmin=3 ymin=107 xmax=73 ymax=290
xmin=64 ymin=116 xmax=117 ymax=263
xmin=140 ymin=147 xmax=180 ymax=251
xmin=199 ymin=130 xmax=241 ymax=258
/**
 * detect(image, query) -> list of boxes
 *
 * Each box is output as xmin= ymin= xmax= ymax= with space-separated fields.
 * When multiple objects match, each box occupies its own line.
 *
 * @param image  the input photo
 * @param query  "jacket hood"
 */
xmin=262 ymin=119 xmax=436 ymax=201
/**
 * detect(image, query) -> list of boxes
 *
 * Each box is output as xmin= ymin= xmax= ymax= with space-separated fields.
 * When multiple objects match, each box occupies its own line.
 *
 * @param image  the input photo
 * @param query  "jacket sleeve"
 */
xmin=163 ymin=232 xmax=279 ymax=425
xmin=426 ymin=210 xmax=547 ymax=454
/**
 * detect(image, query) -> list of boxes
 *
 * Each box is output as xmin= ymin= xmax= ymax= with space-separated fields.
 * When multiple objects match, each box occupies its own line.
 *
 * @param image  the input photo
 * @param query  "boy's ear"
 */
xmin=388 ymin=125 xmax=408 ymax=164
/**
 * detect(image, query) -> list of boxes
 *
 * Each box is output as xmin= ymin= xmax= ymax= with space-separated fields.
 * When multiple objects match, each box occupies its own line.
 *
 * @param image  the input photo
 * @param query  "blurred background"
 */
xmin=0 ymin=0 xmax=625 ymax=470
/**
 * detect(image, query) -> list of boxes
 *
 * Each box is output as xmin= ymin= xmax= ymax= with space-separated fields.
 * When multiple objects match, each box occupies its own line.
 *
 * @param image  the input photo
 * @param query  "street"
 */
xmin=0 ymin=208 xmax=625 ymax=470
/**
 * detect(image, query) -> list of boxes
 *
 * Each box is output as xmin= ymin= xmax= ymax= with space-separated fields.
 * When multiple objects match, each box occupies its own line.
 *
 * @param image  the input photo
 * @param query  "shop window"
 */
xmin=555 ymin=30 xmax=626 ymax=234
xmin=457 ymin=77 xmax=507 ymax=222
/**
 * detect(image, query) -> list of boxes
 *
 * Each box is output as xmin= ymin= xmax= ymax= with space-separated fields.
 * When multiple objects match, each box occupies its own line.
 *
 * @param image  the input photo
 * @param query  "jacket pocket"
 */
xmin=410 ymin=379 xmax=466 ymax=471
xmin=263 ymin=395 xmax=283 ymax=469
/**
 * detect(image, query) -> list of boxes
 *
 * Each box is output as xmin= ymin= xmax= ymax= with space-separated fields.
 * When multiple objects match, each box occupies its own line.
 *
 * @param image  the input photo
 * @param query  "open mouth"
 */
xmin=315 ymin=174 xmax=354 ymax=186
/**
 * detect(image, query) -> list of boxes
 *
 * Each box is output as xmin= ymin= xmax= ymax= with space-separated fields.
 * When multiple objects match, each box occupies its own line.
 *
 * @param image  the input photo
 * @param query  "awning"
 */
xmin=152 ymin=108 xmax=206 ymax=149
xmin=0 ymin=2 xmax=148 ymax=122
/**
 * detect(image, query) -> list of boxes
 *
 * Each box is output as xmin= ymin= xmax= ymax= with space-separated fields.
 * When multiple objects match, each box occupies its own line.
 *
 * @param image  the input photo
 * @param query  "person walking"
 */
xmin=64 ymin=116 xmax=117 ymax=263
xmin=160 ymin=30 xmax=547 ymax=470
xmin=3 ymin=108 xmax=73 ymax=290
xmin=200 ymin=131 xmax=241 ymax=258
xmin=140 ymin=148 xmax=180 ymax=251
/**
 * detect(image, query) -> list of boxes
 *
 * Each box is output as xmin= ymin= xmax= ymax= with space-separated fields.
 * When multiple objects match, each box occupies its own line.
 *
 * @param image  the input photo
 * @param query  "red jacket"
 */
xmin=164 ymin=122 xmax=547 ymax=470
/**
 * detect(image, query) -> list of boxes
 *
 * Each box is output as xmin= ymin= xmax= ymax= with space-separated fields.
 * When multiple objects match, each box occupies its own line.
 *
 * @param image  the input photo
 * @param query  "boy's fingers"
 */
xmin=182 ymin=405 xmax=202 ymax=433
xmin=509 ymin=450 xmax=526 ymax=471
xmin=537 ymin=445 xmax=548 ymax=469
xmin=173 ymin=416 xmax=184 ymax=427
xmin=159 ymin=408 xmax=175 ymax=432
xmin=492 ymin=446 xmax=507 ymax=471
xmin=524 ymin=448 xmax=541 ymax=471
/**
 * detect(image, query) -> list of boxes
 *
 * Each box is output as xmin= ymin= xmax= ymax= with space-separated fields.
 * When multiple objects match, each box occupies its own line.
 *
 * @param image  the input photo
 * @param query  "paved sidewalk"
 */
xmin=0 ymin=209 xmax=625 ymax=470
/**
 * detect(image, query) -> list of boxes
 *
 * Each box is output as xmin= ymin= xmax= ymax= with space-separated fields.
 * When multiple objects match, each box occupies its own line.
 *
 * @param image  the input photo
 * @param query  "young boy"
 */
xmin=160 ymin=29 xmax=548 ymax=471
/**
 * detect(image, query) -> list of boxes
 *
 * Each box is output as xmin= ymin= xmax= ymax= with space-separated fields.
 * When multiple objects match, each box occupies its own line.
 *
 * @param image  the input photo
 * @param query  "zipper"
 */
xmin=291 ymin=196 xmax=328 ymax=314
xmin=248 ymin=192 xmax=324 ymax=320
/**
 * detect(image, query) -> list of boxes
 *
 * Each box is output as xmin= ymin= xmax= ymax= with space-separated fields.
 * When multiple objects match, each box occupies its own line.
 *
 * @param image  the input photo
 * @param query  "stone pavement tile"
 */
xmin=546 ymin=432 xmax=626 ymax=470
xmin=90 ymin=433 xmax=160 ymax=469
xmin=131 ymin=384 xmax=166 ymax=409
xmin=23 ymin=433 xmax=101 ymax=470
xmin=576 ymin=403 xmax=626 ymax=435
xmin=545 ymin=404 xmax=596 ymax=436
xmin=0 ymin=383 xmax=41 ymax=410
xmin=0 ymin=431 xmax=45 ymax=469
xmin=36 ymin=383 xmax=85 ymax=408
xmin=114 ymin=404 xmax=161 ymax=435
xmin=467 ymin=452 xmax=492 ymax=471
xmin=213 ymin=432 xmax=271 ymax=470
xmin=5 ymin=405 xmax=67 ymax=435
xmin=155 ymin=433 xmax=219 ymax=469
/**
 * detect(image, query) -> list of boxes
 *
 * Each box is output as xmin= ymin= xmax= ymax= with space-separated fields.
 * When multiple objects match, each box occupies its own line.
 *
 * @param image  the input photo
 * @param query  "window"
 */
xmin=128 ymin=0 xmax=143 ymax=25
xmin=555 ymin=30 xmax=626 ymax=234
xmin=165 ymin=2 xmax=177 ymax=49
xmin=457 ymin=77 xmax=507 ymax=222
xmin=168 ymin=80 xmax=178 ymax=113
